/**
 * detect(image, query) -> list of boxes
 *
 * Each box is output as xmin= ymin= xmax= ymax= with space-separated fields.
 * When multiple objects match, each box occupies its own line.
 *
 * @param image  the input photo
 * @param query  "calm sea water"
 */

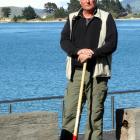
xmin=0 ymin=20 xmax=140 ymax=131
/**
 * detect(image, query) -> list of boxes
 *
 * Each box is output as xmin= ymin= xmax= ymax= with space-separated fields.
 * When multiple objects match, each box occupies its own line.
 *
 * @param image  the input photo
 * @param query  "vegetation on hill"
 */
xmin=22 ymin=6 xmax=38 ymax=20
xmin=122 ymin=0 xmax=140 ymax=13
xmin=98 ymin=0 xmax=126 ymax=17
xmin=43 ymin=0 xmax=140 ymax=19
xmin=0 ymin=0 xmax=140 ymax=22
xmin=1 ymin=7 xmax=11 ymax=17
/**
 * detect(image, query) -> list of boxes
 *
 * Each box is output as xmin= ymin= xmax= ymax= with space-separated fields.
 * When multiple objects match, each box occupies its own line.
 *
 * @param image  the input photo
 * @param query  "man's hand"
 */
xmin=77 ymin=49 xmax=94 ymax=56
xmin=77 ymin=49 xmax=94 ymax=63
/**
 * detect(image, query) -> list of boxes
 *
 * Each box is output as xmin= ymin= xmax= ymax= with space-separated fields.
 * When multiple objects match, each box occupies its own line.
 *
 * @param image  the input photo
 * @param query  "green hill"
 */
xmin=0 ymin=6 xmax=46 ymax=18
xmin=122 ymin=0 xmax=140 ymax=13
xmin=0 ymin=6 xmax=23 ymax=18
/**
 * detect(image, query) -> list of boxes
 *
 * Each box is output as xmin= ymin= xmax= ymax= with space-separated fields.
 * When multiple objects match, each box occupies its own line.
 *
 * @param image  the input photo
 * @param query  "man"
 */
xmin=60 ymin=0 xmax=117 ymax=140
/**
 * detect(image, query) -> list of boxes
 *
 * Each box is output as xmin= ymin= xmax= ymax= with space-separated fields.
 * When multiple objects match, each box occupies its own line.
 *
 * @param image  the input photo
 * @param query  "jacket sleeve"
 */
xmin=60 ymin=19 xmax=79 ymax=56
xmin=94 ymin=14 xmax=118 ymax=57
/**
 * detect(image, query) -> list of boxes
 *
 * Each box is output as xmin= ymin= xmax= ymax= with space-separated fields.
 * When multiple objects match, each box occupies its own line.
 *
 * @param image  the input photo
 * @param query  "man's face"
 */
xmin=80 ymin=0 xmax=96 ymax=11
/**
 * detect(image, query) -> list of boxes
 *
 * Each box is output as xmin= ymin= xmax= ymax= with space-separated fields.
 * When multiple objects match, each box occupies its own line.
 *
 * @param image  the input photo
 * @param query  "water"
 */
xmin=0 ymin=20 xmax=140 ymax=132
xmin=0 ymin=22 xmax=65 ymax=99
xmin=110 ymin=20 xmax=140 ymax=91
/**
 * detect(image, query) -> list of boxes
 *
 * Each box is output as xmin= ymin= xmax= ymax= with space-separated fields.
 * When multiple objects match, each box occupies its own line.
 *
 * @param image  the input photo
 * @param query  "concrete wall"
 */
xmin=116 ymin=108 xmax=140 ymax=140
xmin=0 ymin=111 xmax=59 ymax=140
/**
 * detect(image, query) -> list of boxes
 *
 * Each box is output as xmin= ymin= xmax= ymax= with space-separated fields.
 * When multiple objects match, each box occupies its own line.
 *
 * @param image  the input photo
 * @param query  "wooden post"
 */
xmin=116 ymin=108 xmax=140 ymax=140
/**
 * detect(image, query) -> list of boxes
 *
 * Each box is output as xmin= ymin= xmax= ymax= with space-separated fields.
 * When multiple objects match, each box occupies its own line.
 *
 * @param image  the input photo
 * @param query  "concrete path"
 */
xmin=78 ymin=130 xmax=116 ymax=140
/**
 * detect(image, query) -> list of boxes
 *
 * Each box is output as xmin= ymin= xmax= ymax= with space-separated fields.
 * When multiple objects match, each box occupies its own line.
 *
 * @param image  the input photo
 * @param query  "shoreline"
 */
xmin=0 ymin=18 xmax=67 ymax=23
xmin=115 ymin=17 xmax=140 ymax=20
xmin=0 ymin=17 xmax=140 ymax=23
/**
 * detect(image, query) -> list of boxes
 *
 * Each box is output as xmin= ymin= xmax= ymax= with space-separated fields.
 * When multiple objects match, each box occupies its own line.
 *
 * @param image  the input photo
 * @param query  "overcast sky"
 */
xmin=0 ymin=0 xmax=123 ymax=9
xmin=0 ymin=0 xmax=70 ymax=9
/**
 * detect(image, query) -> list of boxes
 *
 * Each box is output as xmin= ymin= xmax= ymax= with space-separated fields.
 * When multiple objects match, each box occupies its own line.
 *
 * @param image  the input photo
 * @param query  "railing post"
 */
xmin=62 ymin=99 xmax=64 ymax=120
xmin=111 ymin=96 xmax=115 ymax=129
xmin=8 ymin=104 xmax=12 ymax=114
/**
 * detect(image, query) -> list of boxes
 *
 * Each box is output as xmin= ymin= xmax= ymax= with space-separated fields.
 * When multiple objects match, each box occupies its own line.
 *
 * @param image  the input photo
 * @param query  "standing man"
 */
xmin=60 ymin=0 xmax=117 ymax=140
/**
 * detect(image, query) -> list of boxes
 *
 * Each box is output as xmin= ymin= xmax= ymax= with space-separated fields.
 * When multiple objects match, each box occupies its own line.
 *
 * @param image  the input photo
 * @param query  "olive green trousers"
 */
xmin=62 ymin=69 xmax=108 ymax=140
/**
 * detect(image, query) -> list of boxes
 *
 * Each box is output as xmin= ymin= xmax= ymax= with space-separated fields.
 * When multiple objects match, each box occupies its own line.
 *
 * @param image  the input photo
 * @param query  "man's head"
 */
xmin=80 ymin=0 xmax=96 ymax=11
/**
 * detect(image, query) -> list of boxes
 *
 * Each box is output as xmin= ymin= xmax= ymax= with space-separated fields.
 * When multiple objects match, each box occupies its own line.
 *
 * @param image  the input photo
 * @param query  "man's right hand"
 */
xmin=77 ymin=49 xmax=94 ymax=63
xmin=77 ymin=49 xmax=94 ymax=56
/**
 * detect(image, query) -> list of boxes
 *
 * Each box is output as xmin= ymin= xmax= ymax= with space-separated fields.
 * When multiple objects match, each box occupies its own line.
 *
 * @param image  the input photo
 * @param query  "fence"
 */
xmin=0 ymin=89 xmax=140 ymax=130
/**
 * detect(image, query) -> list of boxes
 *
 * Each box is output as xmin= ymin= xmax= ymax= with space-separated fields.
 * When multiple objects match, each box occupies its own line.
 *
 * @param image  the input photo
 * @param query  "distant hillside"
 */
xmin=0 ymin=6 xmax=46 ymax=18
xmin=122 ymin=0 xmax=140 ymax=13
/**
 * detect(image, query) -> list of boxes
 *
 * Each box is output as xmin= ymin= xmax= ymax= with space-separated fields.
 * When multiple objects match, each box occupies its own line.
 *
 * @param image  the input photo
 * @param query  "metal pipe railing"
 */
xmin=1 ymin=89 xmax=140 ymax=104
xmin=0 ymin=95 xmax=64 ymax=114
xmin=0 ymin=89 xmax=140 ymax=129
xmin=0 ymin=96 xmax=64 ymax=104
xmin=108 ymin=89 xmax=140 ymax=95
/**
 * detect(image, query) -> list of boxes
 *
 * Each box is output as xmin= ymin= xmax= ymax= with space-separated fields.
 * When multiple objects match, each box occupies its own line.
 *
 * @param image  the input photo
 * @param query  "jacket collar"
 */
xmin=73 ymin=7 xmax=100 ymax=20
xmin=94 ymin=8 xmax=102 ymax=19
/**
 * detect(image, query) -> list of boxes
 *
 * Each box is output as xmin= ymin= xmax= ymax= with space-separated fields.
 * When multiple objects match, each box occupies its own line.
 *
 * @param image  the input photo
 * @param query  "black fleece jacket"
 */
xmin=60 ymin=9 xmax=118 ymax=69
